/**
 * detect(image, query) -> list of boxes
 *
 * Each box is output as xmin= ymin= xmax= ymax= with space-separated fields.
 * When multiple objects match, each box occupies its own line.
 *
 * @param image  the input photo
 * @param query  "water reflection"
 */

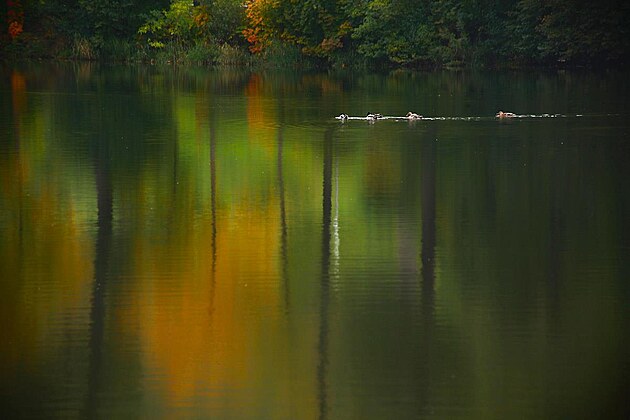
xmin=0 ymin=63 xmax=629 ymax=419
xmin=421 ymin=127 xmax=437 ymax=314
xmin=209 ymin=93 xmax=218 ymax=322
xmin=86 ymin=123 xmax=114 ymax=417
xmin=277 ymin=94 xmax=290 ymax=315
xmin=318 ymin=127 xmax=335 ymax=420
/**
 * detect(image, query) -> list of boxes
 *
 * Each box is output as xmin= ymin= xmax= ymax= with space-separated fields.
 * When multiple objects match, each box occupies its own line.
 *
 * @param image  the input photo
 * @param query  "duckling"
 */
xmin=406 ymin=112 xmax=422 ymax=120
xmin=496 ymin=111 xmax=516 ymax=118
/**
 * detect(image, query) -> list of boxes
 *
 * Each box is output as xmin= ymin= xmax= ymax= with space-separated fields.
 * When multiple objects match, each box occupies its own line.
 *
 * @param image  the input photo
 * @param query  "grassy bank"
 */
xmin=2 ymin=37 xmax=364 ymax=71
xmin=1 ymin=36 xmax=253 ymax=66
xmin=1 ymin=32 xmax=627 ymax=72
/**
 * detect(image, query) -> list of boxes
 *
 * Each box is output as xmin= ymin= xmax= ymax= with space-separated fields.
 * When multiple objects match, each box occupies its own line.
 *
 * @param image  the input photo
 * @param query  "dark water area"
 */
xmin=1 ymin=62 xmax=629 ymax=418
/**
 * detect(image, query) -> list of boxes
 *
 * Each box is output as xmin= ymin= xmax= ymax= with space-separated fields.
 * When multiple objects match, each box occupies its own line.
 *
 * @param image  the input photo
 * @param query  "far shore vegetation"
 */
xmin=2 ymin=0 xmax=629 ymax=69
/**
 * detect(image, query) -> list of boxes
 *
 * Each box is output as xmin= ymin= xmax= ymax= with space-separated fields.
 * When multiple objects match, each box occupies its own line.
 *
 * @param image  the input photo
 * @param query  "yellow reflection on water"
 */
xmin=125 ymin=194 xmax=317 ymax=416
xmin=0 ymin=70 xmax=95 ymax=377
xmin=109 ymin=88 xmax=319 ymax=415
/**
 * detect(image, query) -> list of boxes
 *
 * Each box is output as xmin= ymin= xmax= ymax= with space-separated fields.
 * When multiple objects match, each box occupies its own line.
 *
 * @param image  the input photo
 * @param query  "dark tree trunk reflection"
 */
xmin=318 ymin=127 xmax=334 ymax=420
xmin=278 ymin=98 xmax=290 ymax=314
xmin=86 ymin=138 xmax=113 ymax=417
xmin=418 ymin=130 xmax=437 ymax=417
xmin=421 ymin=135 xmax=436 ymax=312
xmin=10 ymin=70 xmax=25 ymax=260
xmin=209 ymin=111 xmax=218 ymax=319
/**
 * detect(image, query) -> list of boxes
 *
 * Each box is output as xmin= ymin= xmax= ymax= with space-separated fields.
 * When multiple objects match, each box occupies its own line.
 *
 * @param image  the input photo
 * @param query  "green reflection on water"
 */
xmin=0 ymin=63 xmax=629 ymax=419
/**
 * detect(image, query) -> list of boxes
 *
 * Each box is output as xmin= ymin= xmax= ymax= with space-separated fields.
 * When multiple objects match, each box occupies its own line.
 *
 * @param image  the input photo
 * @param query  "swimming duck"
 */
xmin=406 ymin=112 xmax=422 ymax=120
xmin=336 ymin=113 xmax=349 ymax=121
xmin=366 ymin=113 xmax=382 ymax=121
xmin=496 ymin=111 xmax=516 ymax=118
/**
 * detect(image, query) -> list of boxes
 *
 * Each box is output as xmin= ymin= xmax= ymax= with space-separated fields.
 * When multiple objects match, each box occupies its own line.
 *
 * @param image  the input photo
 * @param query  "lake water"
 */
xmin=1 ymin=63 xmax=629 ymax=419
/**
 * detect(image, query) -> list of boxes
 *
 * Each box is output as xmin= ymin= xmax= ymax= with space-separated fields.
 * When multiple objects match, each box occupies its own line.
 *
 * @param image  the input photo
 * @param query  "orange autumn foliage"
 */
xmin=7 ymin=0 xmax=24 ymax=39
xmin=243 ymin=0 xmax=274 ymax=54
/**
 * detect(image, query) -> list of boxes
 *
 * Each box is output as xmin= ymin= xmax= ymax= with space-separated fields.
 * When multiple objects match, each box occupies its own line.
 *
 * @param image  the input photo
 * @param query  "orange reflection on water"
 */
xmin=11 ymin=70 xmax=27 ymax=115
xmin=245 ymin=74 xmax=278 ymax=152
xmin=125 ymin=177 xmax=315 ymax=415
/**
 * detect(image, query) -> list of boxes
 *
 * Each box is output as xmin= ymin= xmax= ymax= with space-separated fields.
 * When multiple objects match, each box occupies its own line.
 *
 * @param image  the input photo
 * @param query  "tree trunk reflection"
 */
xmin=318 ymin=127 xmax=334 ymax=420
xmin=86 ymin=136 xmax=112 ymax=417
xmin=421 ymin=133 xmax=436 ymax=312
xmin=278 ymin=98 xmax=289 ymax=314
xmin=419 ymin=130 xmax=437 ymax=416
xmin=209 ymin=108 xmax=218 ymax=319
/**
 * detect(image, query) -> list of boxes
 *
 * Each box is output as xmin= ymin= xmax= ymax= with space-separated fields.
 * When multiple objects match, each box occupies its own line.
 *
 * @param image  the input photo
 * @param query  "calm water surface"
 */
xmin=1 ymin=63 xmax=629 ymax=419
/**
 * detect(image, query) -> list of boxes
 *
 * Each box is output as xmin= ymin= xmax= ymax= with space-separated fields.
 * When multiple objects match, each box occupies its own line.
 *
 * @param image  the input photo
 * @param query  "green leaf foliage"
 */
xmin=3 ymin=0 xmax=630 ymax=67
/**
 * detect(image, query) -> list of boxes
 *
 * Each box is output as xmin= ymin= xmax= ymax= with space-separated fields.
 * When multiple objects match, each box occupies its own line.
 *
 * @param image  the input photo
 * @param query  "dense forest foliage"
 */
xmin=2 ymin=0 xmax=629 ymax=68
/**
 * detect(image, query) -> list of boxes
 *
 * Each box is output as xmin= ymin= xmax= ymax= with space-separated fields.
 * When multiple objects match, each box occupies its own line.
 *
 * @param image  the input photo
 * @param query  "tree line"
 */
xmin=2 ymin=0 xmax=629 ymax=68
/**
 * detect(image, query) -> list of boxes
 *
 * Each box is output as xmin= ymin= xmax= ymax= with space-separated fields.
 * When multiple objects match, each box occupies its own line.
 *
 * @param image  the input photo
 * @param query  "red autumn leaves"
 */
xmin=7 ymin=0 xmax=24 ymax=39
